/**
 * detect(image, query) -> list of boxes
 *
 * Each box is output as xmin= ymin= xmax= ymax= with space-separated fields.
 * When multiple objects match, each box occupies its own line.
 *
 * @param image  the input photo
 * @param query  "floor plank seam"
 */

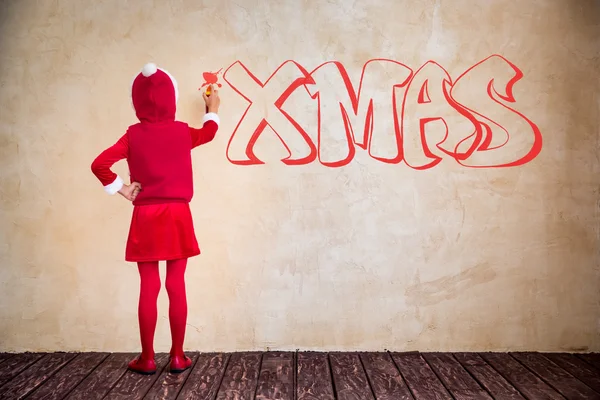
xmin=421 ymin=353 xmax=455 ymax=399
xmin=293 ymin=350 xmax=298 ymax=400
xmin=507 ymin=352 xmax=566 ymax=399
xmin=516 ymin=352 xmax=598 ymax=399
xmin=387 ymin=351 xmax=416 ymax=400
xmin=60 ymin=352 xmax=110 ymax=399
xmin=451 ymin=353 xmax=495 ymax=399
xmin=100 ymin=353 xmax=131 ymax=400
xmin=0 ymin=353 xmax=47 ymax=393
xmin=140 ymin=353 xmax=172 ymax=399
xmin=212 ymin=352 xmax=231 ymax=400
xmin=540 ymin=352 xmax=600 ymax=395
xmin=327 ymin=353 xmax=339 ymax=400
xmin=25 ymin=352 xmax=81 ymax=399
xmin=0 ymin=354 xmax=16 ymax=369
xmin=548 ymin=353 xmax=600 ymax=396
xmin=253 ymin=352 xmax=264 ymax=400
xmin=172 ymin=351 xmax=199 ymax=400
xmin=357 ymin=353 xmax=378 ymax=400
xmin=574 ymin=353 xmax=600 ymax=373
xmin=479 ymin=352 xmax=530 ymax=399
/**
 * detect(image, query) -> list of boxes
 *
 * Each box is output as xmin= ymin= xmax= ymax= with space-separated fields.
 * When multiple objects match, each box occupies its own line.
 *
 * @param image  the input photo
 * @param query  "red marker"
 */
xmin=204 ymin=85 xmax=211 ymax=113
xmin=199 ymin=68 xmax=222 ymax=114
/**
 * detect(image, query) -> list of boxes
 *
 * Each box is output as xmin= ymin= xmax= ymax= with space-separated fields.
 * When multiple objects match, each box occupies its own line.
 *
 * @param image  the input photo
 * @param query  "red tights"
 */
xmin=137 ymin=258 xmax=187 ymax=360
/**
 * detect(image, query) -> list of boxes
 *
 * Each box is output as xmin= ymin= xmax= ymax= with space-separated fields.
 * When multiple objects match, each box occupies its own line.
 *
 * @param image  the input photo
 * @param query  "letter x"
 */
xmin=223 ymin=60 xmax=317 ymax=165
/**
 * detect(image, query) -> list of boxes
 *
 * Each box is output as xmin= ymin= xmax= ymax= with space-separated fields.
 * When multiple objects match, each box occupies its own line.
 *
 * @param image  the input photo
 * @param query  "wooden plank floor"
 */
xmin=0 ymin=351 xmax=598 ymax=399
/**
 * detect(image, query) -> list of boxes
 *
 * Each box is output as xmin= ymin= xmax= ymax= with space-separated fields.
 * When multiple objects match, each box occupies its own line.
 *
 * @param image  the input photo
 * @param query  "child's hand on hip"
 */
xmin=203 ymin=85 xmax=220 ymax=113
xmin=118 ymin=182 xmax=142 ymax=202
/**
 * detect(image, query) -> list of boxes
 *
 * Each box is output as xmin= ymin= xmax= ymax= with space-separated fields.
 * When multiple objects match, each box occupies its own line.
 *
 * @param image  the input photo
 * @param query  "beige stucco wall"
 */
xmin=0 ymin=0 xmax=599 ymax=353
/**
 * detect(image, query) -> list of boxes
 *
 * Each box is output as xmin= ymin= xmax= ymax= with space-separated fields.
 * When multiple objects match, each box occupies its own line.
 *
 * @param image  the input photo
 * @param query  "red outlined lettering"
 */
xmin=216 ymin=54 xmax=542 ymax=169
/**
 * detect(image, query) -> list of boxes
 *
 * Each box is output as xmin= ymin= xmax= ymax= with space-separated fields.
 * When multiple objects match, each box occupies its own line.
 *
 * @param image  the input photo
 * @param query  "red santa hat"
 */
xmin=131 ymin=63 xmax=179 ymax=122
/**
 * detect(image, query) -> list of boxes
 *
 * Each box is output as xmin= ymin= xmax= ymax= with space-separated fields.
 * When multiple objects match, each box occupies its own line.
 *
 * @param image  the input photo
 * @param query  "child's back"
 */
xmin=128 ymin=121 xmax=195 ymax=205
xmin=93 ymin=63 xmax=219 ymax=206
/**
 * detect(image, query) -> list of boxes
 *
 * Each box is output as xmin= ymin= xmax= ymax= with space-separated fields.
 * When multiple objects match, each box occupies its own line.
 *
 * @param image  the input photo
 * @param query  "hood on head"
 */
xmin=131 ymin=63 xmax=178 ymax=123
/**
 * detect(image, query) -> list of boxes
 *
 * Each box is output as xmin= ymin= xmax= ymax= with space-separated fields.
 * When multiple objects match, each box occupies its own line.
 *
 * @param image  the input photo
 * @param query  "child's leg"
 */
xmin=137 ymin=261 xmax=161 ymax=360
xmin=165 ymin=258 xmax=188 ymax=358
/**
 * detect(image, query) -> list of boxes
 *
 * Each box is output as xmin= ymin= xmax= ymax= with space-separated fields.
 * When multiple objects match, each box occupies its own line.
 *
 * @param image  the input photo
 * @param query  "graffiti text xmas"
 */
xmin=218 ymin=55 xmax=542 ymax=169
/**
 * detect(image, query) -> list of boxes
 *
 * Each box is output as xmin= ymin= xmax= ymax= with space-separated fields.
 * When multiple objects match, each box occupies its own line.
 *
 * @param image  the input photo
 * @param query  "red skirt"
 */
xmin=125 ymin=202 xmax=200 ymax=262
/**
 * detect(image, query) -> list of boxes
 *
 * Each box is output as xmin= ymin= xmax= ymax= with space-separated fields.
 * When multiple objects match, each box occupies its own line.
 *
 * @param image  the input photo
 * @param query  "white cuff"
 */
xmin=203 ymin=112 xmax=220 ymax=126
xmin=104 ymin=176 xmax=124 ymax=195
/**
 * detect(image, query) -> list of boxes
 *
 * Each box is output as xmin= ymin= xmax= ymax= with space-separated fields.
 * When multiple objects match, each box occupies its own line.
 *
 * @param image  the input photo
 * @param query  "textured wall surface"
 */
xmin=0 ymin=0 xmax=599 ymax=353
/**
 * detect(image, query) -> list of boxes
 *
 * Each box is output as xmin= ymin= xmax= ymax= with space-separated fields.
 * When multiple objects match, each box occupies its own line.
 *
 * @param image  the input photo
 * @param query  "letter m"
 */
xmin=305 ymin=59 xmax=413 ymax=167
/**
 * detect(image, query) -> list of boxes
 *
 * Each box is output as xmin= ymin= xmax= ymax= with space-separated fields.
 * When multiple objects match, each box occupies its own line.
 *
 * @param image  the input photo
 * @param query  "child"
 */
xmin=90 ymin=63 xmax=220 ymax=374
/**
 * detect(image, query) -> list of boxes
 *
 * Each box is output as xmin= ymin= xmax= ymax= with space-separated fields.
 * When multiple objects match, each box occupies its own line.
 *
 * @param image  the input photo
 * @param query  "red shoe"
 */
xmin=128 ymin=356 xmax=157 ymax=375
xmin=169 ymin=354 xmax=192 ymax=373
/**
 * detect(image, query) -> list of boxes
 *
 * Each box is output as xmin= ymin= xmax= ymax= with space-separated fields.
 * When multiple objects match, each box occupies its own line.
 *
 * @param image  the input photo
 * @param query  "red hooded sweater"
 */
xmin=91 ymin=63 xmax=219 ymax=206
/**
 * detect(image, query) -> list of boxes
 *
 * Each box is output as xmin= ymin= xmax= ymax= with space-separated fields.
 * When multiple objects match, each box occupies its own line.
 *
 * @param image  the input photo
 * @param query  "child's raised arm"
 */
xmin=190 ymin=84 xmax=221 ymax=148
